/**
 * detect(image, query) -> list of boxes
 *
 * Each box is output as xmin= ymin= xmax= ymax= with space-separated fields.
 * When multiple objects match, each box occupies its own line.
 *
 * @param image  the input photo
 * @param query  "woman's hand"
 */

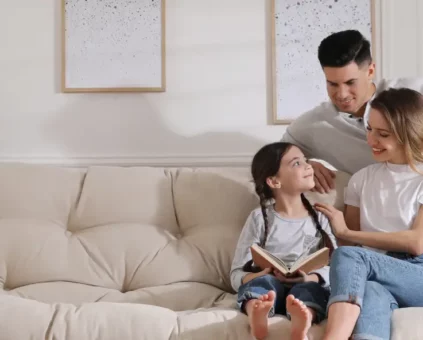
xmin=242 ymin=268 xmax=272 ymax=285
xmin=314 ymin=202 xmax=350 ymax=239
xmin=273 ymin=270 xmax=319 ymax=284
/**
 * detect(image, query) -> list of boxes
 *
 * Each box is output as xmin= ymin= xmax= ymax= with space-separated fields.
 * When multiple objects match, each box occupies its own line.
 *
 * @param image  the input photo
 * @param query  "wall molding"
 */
xmin=372 ymin=0 xmax=392 ymax=81
xmin=377 ymin=0 xmax=396 ymax=79
xmin=0 ymin=154 xmax=253 ymax=167
xmin=416 ymin=0 xmax=423 ymax=76
xmin=372 ymin=0 xmax=383 ymax=81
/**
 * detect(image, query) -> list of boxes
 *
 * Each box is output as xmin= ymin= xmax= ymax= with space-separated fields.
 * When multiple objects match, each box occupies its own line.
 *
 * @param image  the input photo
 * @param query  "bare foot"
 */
xmin=286 ymin=294 xmax=313 ymax=340
xmin=245 ymin=290 xmax=276 ymax=339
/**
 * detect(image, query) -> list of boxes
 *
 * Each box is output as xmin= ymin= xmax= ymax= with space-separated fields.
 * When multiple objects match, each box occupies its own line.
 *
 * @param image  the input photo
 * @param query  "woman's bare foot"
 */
xmin=245 ymin=290 xmax=276 ymax=339
xmin=286 ymin=294 xmax=313 ymax=340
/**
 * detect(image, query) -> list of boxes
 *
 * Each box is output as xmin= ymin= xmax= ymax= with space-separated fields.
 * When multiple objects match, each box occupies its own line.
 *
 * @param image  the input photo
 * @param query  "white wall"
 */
xmin=0 ymin=0 xmax=421 ymax=167
xmin=376 ymin=0 xmax=423 ymax=79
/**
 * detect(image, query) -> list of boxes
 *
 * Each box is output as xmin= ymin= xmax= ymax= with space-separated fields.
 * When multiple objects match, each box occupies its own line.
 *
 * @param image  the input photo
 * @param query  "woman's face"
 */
xmin=366 ymin=108 xmax=406 ymax=164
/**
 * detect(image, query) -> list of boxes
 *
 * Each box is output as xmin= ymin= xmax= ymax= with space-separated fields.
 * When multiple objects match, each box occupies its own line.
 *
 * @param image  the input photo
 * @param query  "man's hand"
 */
xmin=242 ymin=268 xmax=272 ymax=285
xmin=309 ymin=160 xmax=336 ymax=194
xmin=314 ymin=203 xmax=349 ymax=239
xmin=273 ymin=270 xmax=319 ymax=284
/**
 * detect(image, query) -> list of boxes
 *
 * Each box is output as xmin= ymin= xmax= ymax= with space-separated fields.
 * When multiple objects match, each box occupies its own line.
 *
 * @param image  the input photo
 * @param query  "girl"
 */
xmin=230 ymin=142 xmax=337 ymax=340
xmin=315 ymin=87 xmax=423 ymax=340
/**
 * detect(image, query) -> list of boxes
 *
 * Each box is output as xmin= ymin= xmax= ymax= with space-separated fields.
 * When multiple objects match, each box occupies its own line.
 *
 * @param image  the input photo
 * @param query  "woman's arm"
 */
xmin=337 ymin=204 xmax=360 ymax=246
xmin=315 ymin=203 xmax=423 ymax=256
xmin=344 ymin=204 xmax=423 ymax=255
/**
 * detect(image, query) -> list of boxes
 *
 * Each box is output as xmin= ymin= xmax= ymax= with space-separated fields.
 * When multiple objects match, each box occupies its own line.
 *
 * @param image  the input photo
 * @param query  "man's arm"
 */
xmin=281 ymin=126 xmax=314 ymax=159
xmin=280 ymin=102 xmax=336 ymax=157
xmin=281 ymin=120 xmax=314 ymax=159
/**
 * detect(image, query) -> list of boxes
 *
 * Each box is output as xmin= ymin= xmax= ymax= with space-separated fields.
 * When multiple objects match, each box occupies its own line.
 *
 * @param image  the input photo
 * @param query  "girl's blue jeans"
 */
xmin=237 ymin=274 xmax=330 ymax=324
xmin=329 ymin=246 xmax=423 ymax=340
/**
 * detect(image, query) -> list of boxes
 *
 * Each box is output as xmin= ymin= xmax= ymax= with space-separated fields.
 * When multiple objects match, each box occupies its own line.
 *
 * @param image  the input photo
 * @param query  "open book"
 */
xmin=250 ymin=243 xmax=329 ymax=276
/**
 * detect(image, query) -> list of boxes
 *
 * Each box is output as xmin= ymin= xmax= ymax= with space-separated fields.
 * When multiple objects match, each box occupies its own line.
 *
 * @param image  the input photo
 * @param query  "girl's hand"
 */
xmin=242 ymin=268 xmax=272 ymax=284
xmin=314 ymin=202 xmax=349 ymax=238
xmin=273 ymin=270 xmax=319 ymax=284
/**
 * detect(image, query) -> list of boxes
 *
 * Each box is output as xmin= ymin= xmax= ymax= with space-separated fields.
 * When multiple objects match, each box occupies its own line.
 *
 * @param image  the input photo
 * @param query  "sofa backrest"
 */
xmin=0 ymin=163 xmax=350 ymax=299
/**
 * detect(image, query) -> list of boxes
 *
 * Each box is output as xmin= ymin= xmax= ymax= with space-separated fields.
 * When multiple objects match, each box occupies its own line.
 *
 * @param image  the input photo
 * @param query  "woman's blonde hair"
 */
xmin=370 ymin=88 xmax=423 ymax=172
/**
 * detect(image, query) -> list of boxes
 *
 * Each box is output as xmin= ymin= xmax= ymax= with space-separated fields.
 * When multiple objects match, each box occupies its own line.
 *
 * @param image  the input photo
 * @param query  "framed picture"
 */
xmin=271 ymin=0 xmax=375 ymax=124
xmin=62 ymin=0 xmax=166 ymax=93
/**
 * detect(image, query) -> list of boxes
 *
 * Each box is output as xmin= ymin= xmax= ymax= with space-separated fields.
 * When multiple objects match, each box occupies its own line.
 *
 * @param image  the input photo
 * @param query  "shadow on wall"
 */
xmin=52 ymin=1 xmax=273 ymax=165
xmin=42 ymin=95 xmax=269 ymax=165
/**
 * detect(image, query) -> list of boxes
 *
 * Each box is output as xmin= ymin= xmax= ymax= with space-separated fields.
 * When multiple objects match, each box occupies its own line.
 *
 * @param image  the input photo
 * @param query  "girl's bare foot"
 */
xmin=245 ymin=290 xmax=276 ymax=339
xmin=286 ymin=294 xmax=313 ymax=340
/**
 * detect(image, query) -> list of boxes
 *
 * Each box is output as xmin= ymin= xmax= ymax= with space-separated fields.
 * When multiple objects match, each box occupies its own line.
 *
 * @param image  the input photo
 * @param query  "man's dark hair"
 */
xmin=318 ymin=30 xmax=372 ymax=68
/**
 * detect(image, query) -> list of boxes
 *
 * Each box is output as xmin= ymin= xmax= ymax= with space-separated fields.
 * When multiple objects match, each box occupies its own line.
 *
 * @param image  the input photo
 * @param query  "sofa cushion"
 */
xmin=172 ymin=168 xmax=258 ymax=230
xmin=172 ymin=168 xmax=259 ymax=292
xmin=99 ymin=282 xmax=233 ymax=311
xmin=0 ymin=219 xmax=111 ymax=291
xmin=9 ymin=281 xmax=230 ymax=311
xmin=69 ymin=166 xmax=178 ymax=233
xmin=0 ymin=163 xmax=83 ymax=227
xmin=391 ymin=307 xmax=423 ymax=340
xmin=177 ymin=308 xmax=327 ymax=339
xmin=0 ymin=295 xmax=178 ymax=340
xmin=0 ymin=293 xmax=327 ymax=340
xmin=0 ymin=165 xmax=247 ymax=311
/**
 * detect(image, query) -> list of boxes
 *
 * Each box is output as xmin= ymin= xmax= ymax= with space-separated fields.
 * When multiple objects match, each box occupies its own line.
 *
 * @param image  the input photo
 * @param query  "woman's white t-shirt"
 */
xmin=344 ymin=162 xmax=423 ymax=251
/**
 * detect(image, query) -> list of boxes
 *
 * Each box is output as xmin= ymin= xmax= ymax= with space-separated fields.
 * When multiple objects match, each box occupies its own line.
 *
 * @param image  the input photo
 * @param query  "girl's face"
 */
xmin=267 ymin=146 xmax=315 ymax=194
xmin=366 ymin=108 xmax=406 ymax=164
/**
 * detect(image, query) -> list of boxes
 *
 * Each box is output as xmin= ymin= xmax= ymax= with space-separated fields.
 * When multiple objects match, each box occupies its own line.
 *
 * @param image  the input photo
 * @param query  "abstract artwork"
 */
xmin=62 ymin=0 xmax=165 ymax=92
xmin=272 ymin=0 xmax=374 ymax=123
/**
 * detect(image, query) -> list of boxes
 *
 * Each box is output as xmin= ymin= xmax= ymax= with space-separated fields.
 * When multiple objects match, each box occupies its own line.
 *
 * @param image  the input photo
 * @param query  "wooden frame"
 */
xmin=271 ymin=0 xmax=376 ymax=124
xmin=61 ymin=0 xmax=166 ymax=93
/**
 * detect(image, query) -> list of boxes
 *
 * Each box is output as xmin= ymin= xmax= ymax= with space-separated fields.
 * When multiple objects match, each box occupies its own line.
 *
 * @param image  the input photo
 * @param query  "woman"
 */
xmin=315 ymin=87 xmax=423 ymax=340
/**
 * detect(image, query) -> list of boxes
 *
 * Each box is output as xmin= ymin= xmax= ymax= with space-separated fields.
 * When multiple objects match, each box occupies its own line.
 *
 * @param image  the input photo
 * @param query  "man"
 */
xmin=282 ymin=29 xmax=423 ymax=193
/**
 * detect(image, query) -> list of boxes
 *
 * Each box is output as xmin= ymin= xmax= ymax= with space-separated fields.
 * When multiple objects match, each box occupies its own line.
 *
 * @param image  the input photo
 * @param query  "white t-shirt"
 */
xmin=344 ymin=162 xmax=423 ymax=251
xmin=282 ymin=77 xmax=423 ymax=174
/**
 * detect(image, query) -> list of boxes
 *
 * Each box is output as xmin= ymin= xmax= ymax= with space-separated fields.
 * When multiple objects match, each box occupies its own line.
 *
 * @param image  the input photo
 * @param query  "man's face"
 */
xmin=323 ymin=62 xmax=375 ymax=114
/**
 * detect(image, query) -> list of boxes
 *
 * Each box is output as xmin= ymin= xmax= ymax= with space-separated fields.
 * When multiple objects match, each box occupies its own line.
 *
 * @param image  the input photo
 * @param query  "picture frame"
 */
xmin=61 ymin=0 xmax=166 ymax=93
xmin=271 ymin=0 xmax=376 ymax=124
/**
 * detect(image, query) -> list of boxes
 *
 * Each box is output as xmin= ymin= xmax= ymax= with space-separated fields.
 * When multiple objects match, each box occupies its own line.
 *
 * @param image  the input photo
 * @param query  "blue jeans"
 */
xmin=329 ymin=246 xmax=423 ymax=340
xmin=237 ymin=274 xmax=330 ymax=323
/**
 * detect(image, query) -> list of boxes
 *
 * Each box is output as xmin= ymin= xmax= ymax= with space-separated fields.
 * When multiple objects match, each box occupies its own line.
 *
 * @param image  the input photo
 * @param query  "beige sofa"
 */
xmin=0 ymin=163 xmax=419 ymax=339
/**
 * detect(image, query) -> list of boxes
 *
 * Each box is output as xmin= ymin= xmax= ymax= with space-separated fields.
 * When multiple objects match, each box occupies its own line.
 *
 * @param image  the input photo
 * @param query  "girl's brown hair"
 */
xmin=370 ymin=88 xmax=423 ymax=172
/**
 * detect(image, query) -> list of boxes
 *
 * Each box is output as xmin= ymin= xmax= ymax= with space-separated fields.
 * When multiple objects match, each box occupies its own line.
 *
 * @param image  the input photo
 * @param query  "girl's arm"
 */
xmin=230 ymin=212 xmax=263 ymax=291
xmin=315 ymin=203 xmax=423 ymax=256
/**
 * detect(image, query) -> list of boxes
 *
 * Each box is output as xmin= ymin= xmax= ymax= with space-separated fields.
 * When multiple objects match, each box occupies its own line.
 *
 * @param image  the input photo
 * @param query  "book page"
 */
xmin=290 ymin=237 xmax=321 ymax=269
xmin=260 ymin=248 xmax=289 ymax=271
xmin=290 ymin=247 xmax=328 ymax=273
xmin=251 ymin=244 xmax=291 ymax=273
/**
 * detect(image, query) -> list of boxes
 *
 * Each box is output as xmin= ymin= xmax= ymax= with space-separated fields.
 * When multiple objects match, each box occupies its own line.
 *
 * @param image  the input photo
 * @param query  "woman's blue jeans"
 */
xmin=328 ymin=246 xmax=423 ymax=340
